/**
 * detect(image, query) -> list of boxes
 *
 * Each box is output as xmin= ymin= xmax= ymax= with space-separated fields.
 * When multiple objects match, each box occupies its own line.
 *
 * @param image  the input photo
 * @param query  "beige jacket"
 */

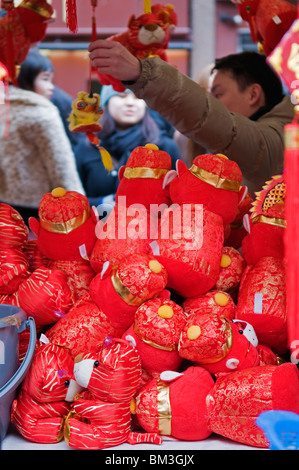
xmin=0 ymin=86 xmax=85 ymax=208
xmin=126 ymin=57 xmax=294 ymax=196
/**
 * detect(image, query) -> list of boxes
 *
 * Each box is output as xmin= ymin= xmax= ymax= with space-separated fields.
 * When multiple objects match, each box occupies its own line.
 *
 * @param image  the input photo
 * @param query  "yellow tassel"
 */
xmin=143 ymin=0 xmax=151 ymax=13
xmin=99 ymin=146 xmax=114 ymax=172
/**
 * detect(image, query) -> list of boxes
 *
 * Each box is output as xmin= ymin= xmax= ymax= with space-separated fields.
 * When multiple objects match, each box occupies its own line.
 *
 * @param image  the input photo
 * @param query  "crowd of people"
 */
xmin=0 ymin=37 xmax=294 ymax=224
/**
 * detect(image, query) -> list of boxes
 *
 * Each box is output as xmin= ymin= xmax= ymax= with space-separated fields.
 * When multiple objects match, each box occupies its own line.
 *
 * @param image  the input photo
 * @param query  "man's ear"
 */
xmin=248 ymin=83 xmax=264 ymax=107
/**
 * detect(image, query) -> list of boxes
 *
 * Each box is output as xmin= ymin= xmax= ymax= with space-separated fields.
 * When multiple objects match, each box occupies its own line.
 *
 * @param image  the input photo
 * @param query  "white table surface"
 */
xmin=2 ymin=424 xmax=262 ymax=451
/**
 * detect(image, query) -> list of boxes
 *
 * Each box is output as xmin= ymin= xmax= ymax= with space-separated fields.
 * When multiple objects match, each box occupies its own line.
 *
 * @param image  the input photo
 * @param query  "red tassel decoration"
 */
xmin=0 ymin=61 xmax=10 ymax=138
xmin=267 ymin=4 xmax=299 ymax=360
xmin=65 ymin=0 xmax=78 ymax=34
xmin=285 ymin=116 xmax=299 ymax=359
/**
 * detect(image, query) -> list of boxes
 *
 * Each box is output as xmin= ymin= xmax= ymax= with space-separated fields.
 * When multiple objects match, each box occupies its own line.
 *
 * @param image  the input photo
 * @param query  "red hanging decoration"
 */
xmin=0 ymin=61 xmax=10 ymax=138
xmin=65 ymin=0 xmax=78 ymax=34
xmin=67 ymin=0 xmax=113 ymax=172
xmin=267 ymin=6 xmax=299 ymax=360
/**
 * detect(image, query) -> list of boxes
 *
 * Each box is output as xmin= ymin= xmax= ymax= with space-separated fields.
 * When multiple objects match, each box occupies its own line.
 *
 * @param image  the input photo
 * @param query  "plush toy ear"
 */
xmin=239 ymin=185 xmax=248 ymax=204
xmin=28 ymin=217 xmax=40 ymax=236
xmin=149 ymin=240 xmax=160 ymax=256
xmin=158 ymin=10 xmax=170 ymax=25
xmin=101 ymin=260 xmax=111 ymax=279
xmin=124 ymin=334 xmax=137 ymax=349
xmin=225 ymin=358 xmax=239 ymax=370
xmin=239 ymin=186 xmax=248 ymax=203
xmin=127 ymin=14 xmax=136 ymax=28
xmin=176 ymin=159 xmax=189 ymax=177
xmin=232 ymin=319 xmax=258 ymax=347
xmin=160 ymin=370 xmax=184 ymax=382
xmin=162 ymin=169 xmax=177 ymax=189
xmin=243 ymin=213 xmax=252 ymax=234
xmin=118 ymin=166 xmax=125 ymax=181
xmin=91 ymin=205 xmax=99 ymax=222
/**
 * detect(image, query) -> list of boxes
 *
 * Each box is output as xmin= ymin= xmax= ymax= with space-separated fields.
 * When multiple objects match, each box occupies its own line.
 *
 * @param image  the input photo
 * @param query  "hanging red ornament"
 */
xmin=65 ymin=0 xmax=78 ymax=34
xmin=67 ymin=0 xmax=113 ymax=172
xmin=267 ymin=7 xmax=299 ymax=360
xmin=0 ymin=61 xmax=10 ymax=138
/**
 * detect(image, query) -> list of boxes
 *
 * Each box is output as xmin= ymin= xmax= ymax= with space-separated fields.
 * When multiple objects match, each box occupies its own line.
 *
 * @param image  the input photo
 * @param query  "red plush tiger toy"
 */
xmin=97 ymin=4 xmax=177 ymax=91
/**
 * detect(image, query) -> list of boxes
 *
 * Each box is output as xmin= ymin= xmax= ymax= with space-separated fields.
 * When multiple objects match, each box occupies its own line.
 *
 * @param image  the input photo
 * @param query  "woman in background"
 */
xmin=74 ymin=85 xmax=181 ymax=207
xmin=0 ymin=48 xmax=85 ymax=225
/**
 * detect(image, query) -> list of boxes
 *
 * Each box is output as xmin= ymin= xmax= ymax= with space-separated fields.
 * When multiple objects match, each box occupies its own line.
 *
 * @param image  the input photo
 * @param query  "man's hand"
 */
xmin=88 ymin=40 xmax=141 ymax=82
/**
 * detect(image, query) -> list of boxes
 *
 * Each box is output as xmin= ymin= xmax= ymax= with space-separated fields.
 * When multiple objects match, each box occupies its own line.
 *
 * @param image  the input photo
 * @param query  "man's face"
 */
xmin=210 ymin=69 xmax=253 ymax=117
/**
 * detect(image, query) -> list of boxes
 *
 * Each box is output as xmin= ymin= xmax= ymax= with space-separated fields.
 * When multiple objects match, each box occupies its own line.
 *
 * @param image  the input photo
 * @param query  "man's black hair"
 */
xmin=212 ymin=51 xmax=284 ymax=109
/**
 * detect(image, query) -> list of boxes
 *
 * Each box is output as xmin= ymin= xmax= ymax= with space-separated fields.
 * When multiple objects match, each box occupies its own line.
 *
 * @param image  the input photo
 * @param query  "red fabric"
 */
xmin=236 ymin=0 xmax=297 ymax=55
xmin=135 ymin=366 xmax=214 ymax=441
xmin=0 ymin=248 xmax=30 ymax=294
xmin=12 ymin=343 xmax=74 ymax=443
xmin=49 ymin=259 xmax=95 ymax=300
xmin=124 ymin=324 xmax=184 ymax=378
xmin=46 ymin=297 xmax=119 ymax=359
xmin=123 ymin=298 xmax=187 ymax=377
xmin=17 ymin=266 xmax=74 ymax=330
xmin=0 ymin=2 xmax=53 ymax=82
xmin=156 ymin=204 xmax=223 ymax=298
xmin=235 ymin=257 xmax=287 ymax=354
xmin=90 ymin=254 xmax=168 ymax=331
xmin=0 ymin=203 xmax=28 ymax=249
xmin=65 ymin=400 xmax=133 ymax=450
xmin=170 ymin=157 xmax=242 ymax=226
xmin=225 ymin=192 xmax=253 ymax=249
xmin=179 ymin=313 xmax=260 ymax=374
xmin=215 ymin=246 xmax=246 ymax=293
xmin=90 ymin=204 xmax=153 ymax=273
xmin=169 ymin=367 xmax=214 ymax=440
xmin=74 ymin=339 xmax=142 ymax=402
xmin=206 ymin=363 xmax=299 ymax=448
xmin=183 ymin=290 xmax=236 ymax=321
xmin=242 ymin=222 xmax=285 ymax=266
xmin=22 ymin=239 xmax=50 ymax=272
xmin=116 ymin=144 xmax=173 ymax=211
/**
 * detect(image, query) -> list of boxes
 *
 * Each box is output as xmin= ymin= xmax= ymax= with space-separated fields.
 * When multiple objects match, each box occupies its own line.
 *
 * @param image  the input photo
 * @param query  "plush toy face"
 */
xmin=73 ymin=339 xmax=142 ymax=402
xmin=127 ymin=12 xmax=170 ymax=50
xmin=178 ymin=312 xmax=259 ymax=372
xmin=22 ymin=343 xmax=75 ymax=403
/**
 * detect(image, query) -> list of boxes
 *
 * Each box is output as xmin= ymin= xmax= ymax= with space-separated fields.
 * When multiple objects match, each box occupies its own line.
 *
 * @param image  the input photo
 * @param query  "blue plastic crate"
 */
xmin=256 ymin=410 xmax=299 ymax=450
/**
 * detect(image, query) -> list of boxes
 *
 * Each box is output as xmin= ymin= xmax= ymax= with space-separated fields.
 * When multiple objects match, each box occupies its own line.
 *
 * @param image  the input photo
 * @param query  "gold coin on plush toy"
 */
xmin=51 ymin=187 xmax=66 ymax=198
xmin=145 ymin=143 xmax=159 ymax=151
xmin=149 ymin=259 xmax=162 ymax=273
xmin=214 ymin=292 xmax=229 ymax=307
xmin=158 ymin=305 xmax=174 ymax=319
xmin=220 ymin=254 xmax=232 ymax=268
xmin=187 ymin=325 xmax=201 ymax=340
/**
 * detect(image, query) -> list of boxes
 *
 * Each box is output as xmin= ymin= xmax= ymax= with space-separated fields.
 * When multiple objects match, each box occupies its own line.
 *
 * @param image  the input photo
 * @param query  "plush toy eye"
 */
xmin=64 ymin=379 xmax=70 ymax=386
xmin=94 ymin=360 xmax=99 ymax=368
xmin=76 ymin=101 xmax=87 ymax=110
xmin=239 ymin=330 xmax=244 ymax=335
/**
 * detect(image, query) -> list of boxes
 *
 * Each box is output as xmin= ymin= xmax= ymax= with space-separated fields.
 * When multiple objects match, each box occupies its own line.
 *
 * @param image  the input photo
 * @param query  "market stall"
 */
xmin=1 ymin=0 xmax=299 ymax=452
